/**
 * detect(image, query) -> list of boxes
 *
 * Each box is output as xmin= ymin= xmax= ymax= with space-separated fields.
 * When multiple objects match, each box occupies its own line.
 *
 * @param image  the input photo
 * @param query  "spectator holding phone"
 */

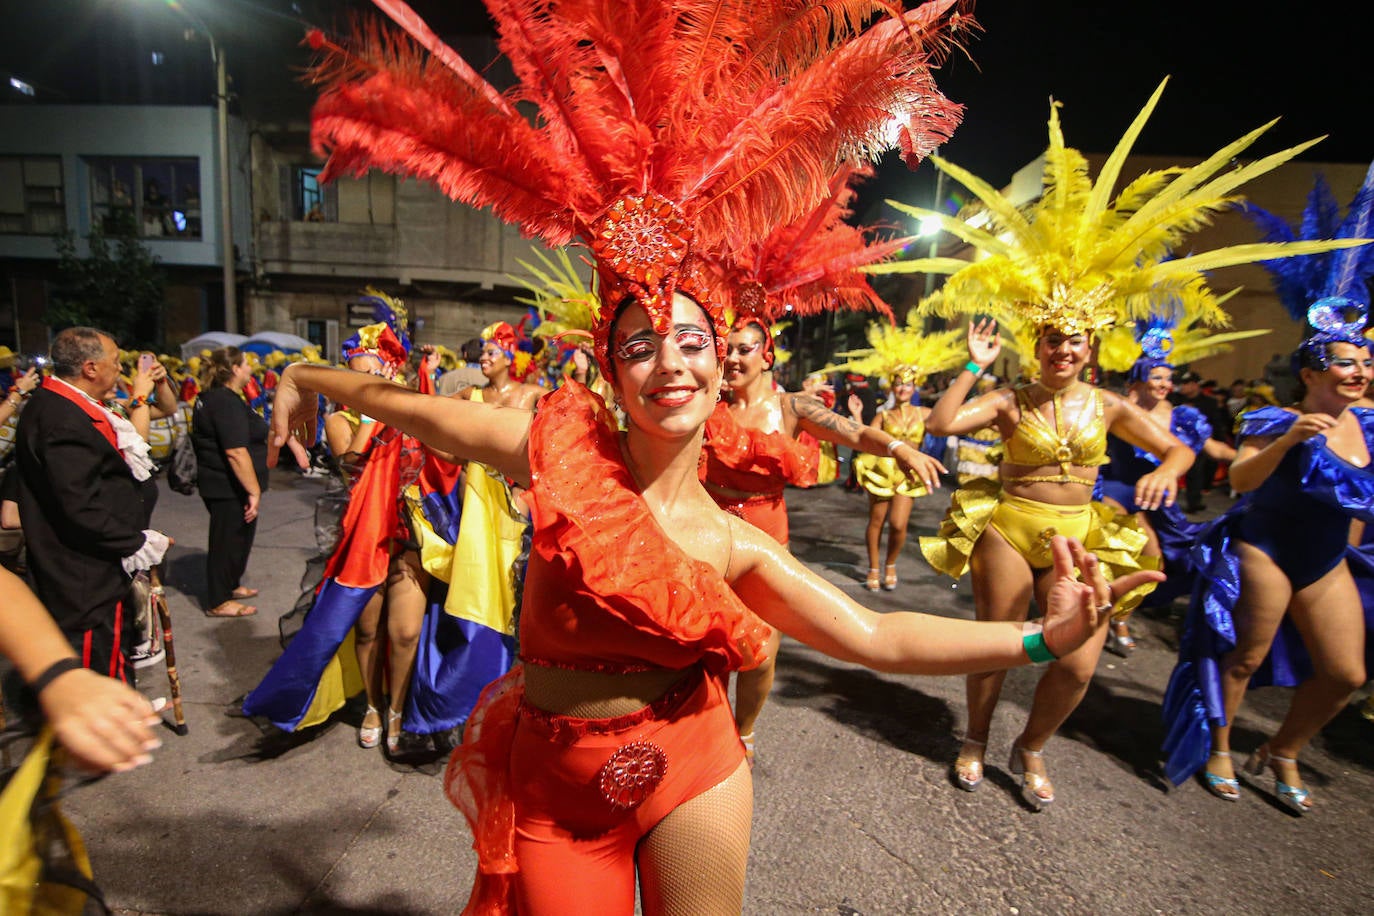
xmin=13 ymin=327 xmax=170 ymax=687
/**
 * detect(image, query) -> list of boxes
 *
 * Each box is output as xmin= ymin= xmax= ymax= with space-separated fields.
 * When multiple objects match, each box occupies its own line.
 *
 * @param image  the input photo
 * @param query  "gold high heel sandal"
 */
xmin=1008 ymin=744 xmax=1055 ymax=811
xmin=953 ymin=737 xmax=986 ymax=792
xmin=864 ymin=568 xmax=881 ymax=591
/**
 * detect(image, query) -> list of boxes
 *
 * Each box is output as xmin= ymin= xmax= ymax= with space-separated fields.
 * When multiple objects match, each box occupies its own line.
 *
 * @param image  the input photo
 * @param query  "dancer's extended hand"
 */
xmin=267 ymin=364 xmax=317 ymax=468
xmin=1040 ymin=536 xmax=1165 ymax=658
xmin=1134 ymin=467 xmax=1178 ymax=511
xmin=40 ymin=668 xmax=163 ymax=773
xmin=893 ymin=443 xmax=946 ymax=492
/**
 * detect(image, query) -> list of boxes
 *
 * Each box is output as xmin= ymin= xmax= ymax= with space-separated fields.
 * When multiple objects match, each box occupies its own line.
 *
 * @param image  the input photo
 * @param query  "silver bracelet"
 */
xmin=885 ymin=438 xmax=905 ymax=455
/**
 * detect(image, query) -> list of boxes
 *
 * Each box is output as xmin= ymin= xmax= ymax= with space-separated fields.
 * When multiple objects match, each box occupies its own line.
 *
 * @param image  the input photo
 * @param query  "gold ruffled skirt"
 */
xmin=919 ymin=478 xmax=1160 ymax=617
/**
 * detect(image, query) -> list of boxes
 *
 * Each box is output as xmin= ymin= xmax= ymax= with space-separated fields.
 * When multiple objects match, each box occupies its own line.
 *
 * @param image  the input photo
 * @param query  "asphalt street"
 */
xmin=33 ymin=467 xmax=1374 ymax=915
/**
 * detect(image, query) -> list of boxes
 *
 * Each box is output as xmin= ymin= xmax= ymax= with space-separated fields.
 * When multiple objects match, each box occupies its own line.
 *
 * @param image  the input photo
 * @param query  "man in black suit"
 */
xmin=13 ymin=327 xmax=169 ymax=687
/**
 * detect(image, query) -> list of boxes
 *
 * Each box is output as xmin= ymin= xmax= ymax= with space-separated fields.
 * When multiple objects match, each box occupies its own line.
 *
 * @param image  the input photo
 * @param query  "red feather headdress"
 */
xmin=721 ymin=165 xmax=909 ymax=367
xmin=306 ymin=1 xmax=972 ymax=374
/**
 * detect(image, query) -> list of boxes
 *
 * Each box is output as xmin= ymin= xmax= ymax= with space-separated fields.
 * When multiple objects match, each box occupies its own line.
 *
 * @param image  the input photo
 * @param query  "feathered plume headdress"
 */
xmin=341 ymin=286 xmax=411 ymax=365
xmin=306 ymin=0 xmax=973 ymax=376
xmin=870 ymin=78 xmax=1366 ymax=364
xmin=720 ymin=164 xmax=908 ymax=368
xmin=1246 ymin=161 xmax=1374 ymax=370
xmin=822 ymin=319 xmax=965 ymax=387
xmin=1096 ymin=295 xmax=1272 ymax=381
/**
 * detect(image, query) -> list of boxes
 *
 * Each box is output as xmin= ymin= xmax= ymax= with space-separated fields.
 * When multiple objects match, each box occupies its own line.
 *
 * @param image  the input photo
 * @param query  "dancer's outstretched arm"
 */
xmin=269 ymin=363 xmax=535 ymax=485
xmin=730 ymin=528 xmax=1163 ymax=676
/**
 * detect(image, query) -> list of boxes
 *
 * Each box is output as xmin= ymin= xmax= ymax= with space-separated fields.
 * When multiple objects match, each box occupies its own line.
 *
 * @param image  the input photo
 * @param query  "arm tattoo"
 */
xmin=790 ymin=393 xmax=864 ymax=443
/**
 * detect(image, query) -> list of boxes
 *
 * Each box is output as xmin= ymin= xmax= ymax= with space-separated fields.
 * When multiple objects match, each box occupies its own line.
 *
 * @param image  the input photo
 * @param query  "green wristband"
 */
xmin=964 ymin=360 xmax=982 ymax=376
xmin=1022 ymin=631 xmax=1057 ymax=664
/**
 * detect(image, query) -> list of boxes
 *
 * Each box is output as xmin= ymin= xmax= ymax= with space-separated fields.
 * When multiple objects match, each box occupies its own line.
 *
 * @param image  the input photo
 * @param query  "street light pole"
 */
xmin=211 ymin=35 xmax=237 ymax=333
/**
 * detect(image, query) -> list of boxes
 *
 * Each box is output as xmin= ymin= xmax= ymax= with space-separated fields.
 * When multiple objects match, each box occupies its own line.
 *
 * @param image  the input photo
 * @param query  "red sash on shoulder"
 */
xmin=42 ymin=377 xmax=119 ymax=451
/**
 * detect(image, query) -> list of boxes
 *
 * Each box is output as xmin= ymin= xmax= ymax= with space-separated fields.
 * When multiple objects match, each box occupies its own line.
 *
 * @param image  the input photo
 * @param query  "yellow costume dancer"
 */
xmin=826 ymin=321 xmax=963 ymax=589
xmin=868 ymin=78 xmax=1354 ymax=810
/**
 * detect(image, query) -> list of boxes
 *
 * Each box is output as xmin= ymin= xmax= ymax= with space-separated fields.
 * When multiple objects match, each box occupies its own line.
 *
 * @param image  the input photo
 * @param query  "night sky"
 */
xmin=6 ymin=2 xmax=1372 ymax=216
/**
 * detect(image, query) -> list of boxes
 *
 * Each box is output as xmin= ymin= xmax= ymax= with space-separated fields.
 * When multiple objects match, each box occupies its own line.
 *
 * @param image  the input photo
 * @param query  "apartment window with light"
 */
xmin=0 ymin=155 xmax=66 ymax=235
xmin=87 ymin=158 xmax=201 ymax=239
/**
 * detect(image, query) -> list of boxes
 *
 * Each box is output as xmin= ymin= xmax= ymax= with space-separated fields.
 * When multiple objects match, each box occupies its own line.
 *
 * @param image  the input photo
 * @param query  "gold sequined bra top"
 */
xmin=1002 ymin=384 xmax=1108 ymax=486
xmin=881 ymin=407 xmax=925 ymax=444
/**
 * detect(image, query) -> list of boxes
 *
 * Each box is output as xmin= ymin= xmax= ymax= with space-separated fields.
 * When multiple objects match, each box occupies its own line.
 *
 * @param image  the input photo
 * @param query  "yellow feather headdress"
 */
xmin=871 ymin=78 xmax=1367 ymax=355
xmin=822 ymin=320 xmax=965 ymax=386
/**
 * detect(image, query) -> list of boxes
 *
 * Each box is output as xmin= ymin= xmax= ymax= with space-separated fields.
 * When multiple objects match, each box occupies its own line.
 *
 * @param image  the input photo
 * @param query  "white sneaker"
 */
xmin=130 ymin=640 xmax=165 ymax=669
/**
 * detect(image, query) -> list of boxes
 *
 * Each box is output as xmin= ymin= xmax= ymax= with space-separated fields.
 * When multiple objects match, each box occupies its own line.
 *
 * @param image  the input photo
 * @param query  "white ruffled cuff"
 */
xmin=122 ymin=529 xmax=170 ymax=575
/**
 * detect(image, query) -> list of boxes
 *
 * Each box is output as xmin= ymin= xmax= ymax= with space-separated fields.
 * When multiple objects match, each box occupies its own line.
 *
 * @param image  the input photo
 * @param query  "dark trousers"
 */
xmin=3 ymin=596 xmax=135 ymax=724
xmin=202 ymin=496 xmax=257 ymax=607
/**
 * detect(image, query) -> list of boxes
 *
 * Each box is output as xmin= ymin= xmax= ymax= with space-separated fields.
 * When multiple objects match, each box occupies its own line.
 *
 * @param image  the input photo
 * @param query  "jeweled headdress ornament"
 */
xmin=870 ymin=78 xmax=1365 ymax=363
xmin=306 ymin=0 xmax=973 ymax=377
xmin=1246 ymin=161 xmax=1374 ymax=370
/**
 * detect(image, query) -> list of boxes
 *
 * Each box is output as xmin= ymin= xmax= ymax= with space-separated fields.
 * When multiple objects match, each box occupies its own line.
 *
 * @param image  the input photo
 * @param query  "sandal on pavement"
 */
xmin=882 ymin=564 xmax=898 ymax=591
xmin=864 ymin=568 xmax=881 ymax=592
xmin=1009 ymin=744 xmax=1055 ymax=811
xmin=231 ymin=587 xmax=260 ymax=599
xmin=358 ymin=705 xmax=382 ymax=749
xmin=385 ymin=708 xmax=404 ymax=754
xmin=953 ymin=737 xmax=986 ymax=792
xmin=1243 ymin=744 xmax=1312 ymax=815
xmin=1104 ymin=620 xmax=1136 ymax=657
xmin=1202 ymin=750 xmax=1240 ymax=801
xmin=205 ymin=600 xmax=256 ymax=618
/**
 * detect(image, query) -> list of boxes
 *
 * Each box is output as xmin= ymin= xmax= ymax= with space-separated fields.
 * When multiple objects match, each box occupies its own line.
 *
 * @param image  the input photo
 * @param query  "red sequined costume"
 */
xmin=445 ymin=384 xmax=771 ymax=913
xmin=701 ymin=403 xmax=819 ymax=544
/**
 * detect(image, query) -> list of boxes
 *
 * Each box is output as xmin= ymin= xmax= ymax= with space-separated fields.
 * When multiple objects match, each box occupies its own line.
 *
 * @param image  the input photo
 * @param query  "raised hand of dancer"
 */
xmin=967 ymin=317 xmax=1001 ymax=369
xmin=1039 ymin=536 xmax=1166 ymax=658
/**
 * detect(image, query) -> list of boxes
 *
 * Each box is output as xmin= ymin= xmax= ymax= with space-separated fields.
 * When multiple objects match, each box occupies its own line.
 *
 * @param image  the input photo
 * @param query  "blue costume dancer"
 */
xmin=1162 ymin=164 xmax=1374 ymax=813
xmin=1097 ymin=313 xmax=1264 ymax=652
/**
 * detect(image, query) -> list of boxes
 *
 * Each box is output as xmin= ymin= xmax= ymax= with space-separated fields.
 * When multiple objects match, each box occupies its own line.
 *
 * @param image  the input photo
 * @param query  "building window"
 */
xmin=87 ymin=157 xmax=201 ymax=239
xmin=0 ymin=155 xmax=66 ymax=235
xmin=293 ymin=166 xmax=331 ymax=222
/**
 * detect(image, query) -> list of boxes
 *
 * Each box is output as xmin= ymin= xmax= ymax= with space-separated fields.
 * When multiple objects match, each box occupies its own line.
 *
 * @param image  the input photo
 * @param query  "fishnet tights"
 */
xmin=638 ymin=760 xmax=753 ymax=915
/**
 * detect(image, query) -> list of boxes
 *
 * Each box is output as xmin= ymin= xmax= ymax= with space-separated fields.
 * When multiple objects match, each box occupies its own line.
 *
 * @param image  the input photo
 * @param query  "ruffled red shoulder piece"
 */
xmin=524 ymin=383 xmax=771 ymax=675
xmin=702 ymin=401 xmax=819 ymax=488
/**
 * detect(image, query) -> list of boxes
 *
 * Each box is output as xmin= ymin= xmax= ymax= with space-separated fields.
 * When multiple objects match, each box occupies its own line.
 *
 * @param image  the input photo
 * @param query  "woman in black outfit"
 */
xmin=191 ymin=346 xmax=267 ymax=617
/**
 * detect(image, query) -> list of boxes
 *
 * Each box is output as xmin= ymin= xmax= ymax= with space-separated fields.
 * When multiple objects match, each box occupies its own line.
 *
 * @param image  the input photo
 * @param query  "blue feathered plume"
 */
xmin=1247 ymin=162 xmax=1374 ymax=321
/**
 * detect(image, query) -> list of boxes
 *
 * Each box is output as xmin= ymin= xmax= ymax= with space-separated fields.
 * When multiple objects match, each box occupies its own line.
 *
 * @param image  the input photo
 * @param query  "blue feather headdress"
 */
xmin=1127 ymin=311 xmax=1178 ymax=383
xmin=1247 ymin=162 xmax=1374 ymax=370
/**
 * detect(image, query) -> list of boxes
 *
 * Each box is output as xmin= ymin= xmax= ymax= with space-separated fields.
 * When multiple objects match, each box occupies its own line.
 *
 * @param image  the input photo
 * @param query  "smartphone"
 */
xmin=139 ymin=352 xmax=157 ymax=372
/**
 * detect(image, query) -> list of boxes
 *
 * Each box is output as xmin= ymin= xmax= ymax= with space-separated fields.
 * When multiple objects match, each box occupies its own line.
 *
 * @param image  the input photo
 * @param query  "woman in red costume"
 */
xmin=272 ymin=290 xmax=1156 ymax=913
xmin=277 ymin=3 xmax=1164 ymax=909
xmin=703 ymin=168 xmax=946 ymax=760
